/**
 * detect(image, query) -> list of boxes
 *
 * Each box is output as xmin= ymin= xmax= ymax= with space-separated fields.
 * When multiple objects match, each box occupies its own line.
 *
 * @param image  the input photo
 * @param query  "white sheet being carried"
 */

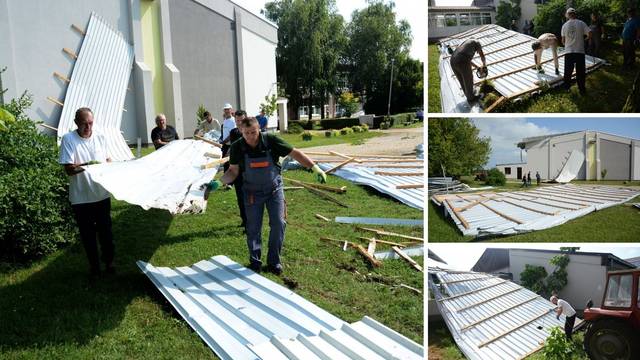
xmin=83 ymin=140 xmax=222 ymax=214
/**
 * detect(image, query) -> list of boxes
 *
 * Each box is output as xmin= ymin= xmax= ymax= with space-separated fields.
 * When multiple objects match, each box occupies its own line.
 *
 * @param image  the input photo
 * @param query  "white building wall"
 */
xmin=509 ymin=250 xmax=608 ymax=309
xmin=428 ymin=11 xmax=496 ymax=39
xmin=549 ymin=133 xmax=585 ymax=180
xmin=634 ymin=142 xmax=640 ymax=180
xmin=496 ymin=164 xmax=527 ymax=180
xmin=241 ymin=28 xmax=277 ymax=128
xmin=524 ymin=139 xmax=549 ymax=179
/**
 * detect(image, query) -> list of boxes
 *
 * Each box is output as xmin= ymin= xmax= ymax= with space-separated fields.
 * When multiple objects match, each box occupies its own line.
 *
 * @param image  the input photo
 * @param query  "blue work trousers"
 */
xmin=243 ymin=181 xmax=286 ymax=266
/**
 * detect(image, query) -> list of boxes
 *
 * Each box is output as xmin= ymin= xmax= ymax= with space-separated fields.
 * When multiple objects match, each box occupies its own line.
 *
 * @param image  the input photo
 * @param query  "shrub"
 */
xmin=380 ymin=122 xmax=390 ymax=130
xmin=301 ymin=131 xmax=314 ymax=141
xmin=0 ymin=92 xmax=76 ymax=262
xmin=541 ymin=327 xmax=574 ymax=360
xmin=196 ymin=104 xmax=207 ymax=127
xmin=300 ymin=120 xmax=315 ymax=130
xmin=534 ymin=0 xmax=609 ymax=38
xmin=485 ymin=168 xmax=507 ymax=186
xmin=482 ymin=93 xmax=501 ymax=109
xmin=496 ymin=0 xmax=521 ymax=28
xmin=288 ymin=122 xmax=304 ymax=134
xmin=405 ymin=113 xmax=413 ymax=123
xmin=337 ymin=91 xmax=360 ymax=117
xmin=324 ymin=130 xmax=333 ymax=137
xmin=319 ymin=117 xmax=359 ymax=130
xmin=340 ymin=127 xmax=354 ymax=135
xmin=332 ymin=129 xmax=341 ymax=137
xmin=372 ymin=115 xmax=386 ymax=128
xmin=361 ymin=123 xmax=369 ymax=132
xmin=351 ymin=125 xmax=363 ymax=133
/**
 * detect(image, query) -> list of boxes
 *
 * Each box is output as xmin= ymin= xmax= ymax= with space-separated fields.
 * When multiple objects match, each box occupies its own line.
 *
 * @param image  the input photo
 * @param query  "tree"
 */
xmin=389 ymin=57 xmax=423 ymax=113
xmin=533 ymin=0 xmax=610 ymax=37
xmin=427 ymin=119 xmax=491 ymax=177
xmin=519 ymin=251 xmax=571 ymax=297
xmin=263 ymin=0 xmax=346 ymax=120
xmin=259 ymin=94 xmax=278 ymax=117
xmin=496 ymin=0 xmax=522 ymax=29
xmin=337 ymin=91 xmax=359 ymax=117
xmin=346 ymin=0 xmax=413 ymax=115
xmin=521 ymin=264 xmax=548 ymax=294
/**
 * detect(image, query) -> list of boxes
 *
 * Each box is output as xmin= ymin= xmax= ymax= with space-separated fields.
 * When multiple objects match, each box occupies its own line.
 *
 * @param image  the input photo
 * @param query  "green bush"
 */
xmin=332 ymin=129 xmax=341 ymax=137
xmin=541 ymin=327 xmax=575 ymax=360
xmin=533 ymin=0 xmax=610 ymax=37
xmin=405 ymin=113 xmax=413 ymax=123
xmin=361 ymin=123 xmax=369 ymax=132
xmin=340 ymin=127 xmax=354 ymax=135
xmin=324 ymin=130 xmax=334 ymax=137
xmin=300 ymin=120 xmax=315 ymax=130
xmin=380 ymin=122 xmax=390 ymax=130
xmin=482 ymin=92 xmax=501 ymax=109
xmin=301 ymin=131 xmax=314 ymax=141
xmin=288 ymin=122 xmax=304 ymax=134
xmin=0 ymin=92 xmax=76 ymax=262
xmin=485 ymin=168 xmax=507 ymax=186
xmin=351 ymin=125 xmax=363 ymax=133
xmin=319 ymin=117 xmax=359 ymax=130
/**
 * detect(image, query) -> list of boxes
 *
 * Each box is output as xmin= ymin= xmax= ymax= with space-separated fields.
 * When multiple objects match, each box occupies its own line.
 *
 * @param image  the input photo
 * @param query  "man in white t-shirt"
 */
xmin=561 ymin=8 xmax=592 ymax=95
xmin=59 ymin=107 xmax=114 ymax=280
xmin=550 ymin=294 xmax=577 ymax=339
xmin=220 ymin=102 xmax=236 ymax=172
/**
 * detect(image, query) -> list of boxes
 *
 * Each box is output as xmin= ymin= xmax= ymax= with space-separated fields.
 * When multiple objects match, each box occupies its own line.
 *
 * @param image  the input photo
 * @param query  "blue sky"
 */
xmin=471 ymin=118 xmax=640 ymax=167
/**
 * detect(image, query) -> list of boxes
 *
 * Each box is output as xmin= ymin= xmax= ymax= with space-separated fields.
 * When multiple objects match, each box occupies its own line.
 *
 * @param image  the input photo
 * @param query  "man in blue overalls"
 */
xmin=204 ymin=117 xmax=327 ymax=275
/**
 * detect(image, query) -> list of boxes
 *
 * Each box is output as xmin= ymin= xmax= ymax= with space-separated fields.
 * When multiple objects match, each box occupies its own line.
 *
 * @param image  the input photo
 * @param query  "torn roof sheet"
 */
xmin=431 ymin=184 xmax=640 ymax=237
xmin=84 ymin=140 xmax=221 ymax=214
xmin=138 ymin=256 xmax=423 ymax=360
xmin=438 ymin=25 xmax=605 ymax=113
xmin=316 ymin=162 xmax=424 ymax=210
xmin=429 ymin=267 xmax=579 ymax=360
xmin=57 ymin=13 xmax=134 ymax=161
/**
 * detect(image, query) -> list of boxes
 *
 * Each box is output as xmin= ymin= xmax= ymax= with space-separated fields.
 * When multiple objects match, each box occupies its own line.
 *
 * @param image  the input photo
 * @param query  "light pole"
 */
xmin=387 ymin=58 xmax=395 ymax=117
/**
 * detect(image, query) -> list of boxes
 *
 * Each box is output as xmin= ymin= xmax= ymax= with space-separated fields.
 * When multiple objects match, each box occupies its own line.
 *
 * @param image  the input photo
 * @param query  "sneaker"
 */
xmin=267 ymin=264 xmax=283 ymax=276
xmin=248 ymin=262 xmax=262 ymax=273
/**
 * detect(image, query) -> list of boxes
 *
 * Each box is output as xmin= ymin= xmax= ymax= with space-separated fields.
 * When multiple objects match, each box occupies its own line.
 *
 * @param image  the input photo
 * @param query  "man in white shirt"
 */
xmin=59 ymin=107 xmax=114 ymax=280
xmin=220 ymin=103 xmax=236 ymax=172
xmin=561 ymin=8 xmax=592 ymax=95
xmin=550 ymin=294 xmax=577 ymax=339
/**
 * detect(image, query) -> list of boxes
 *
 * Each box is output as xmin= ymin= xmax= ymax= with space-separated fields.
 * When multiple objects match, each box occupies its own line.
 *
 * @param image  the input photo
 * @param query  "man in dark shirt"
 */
xmin=229 ymin=110 xmax=247 ymax=228
xmin=151 ymin=114 xmax=179 ymax=149
xmin=204 ymin=117 xmax=326 ymax=275
xmin=450 ymin=39 xmax=486 ymax=104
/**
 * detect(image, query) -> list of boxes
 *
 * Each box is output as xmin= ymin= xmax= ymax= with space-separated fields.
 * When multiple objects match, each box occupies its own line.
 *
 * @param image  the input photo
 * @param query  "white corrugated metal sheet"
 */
xmin=84 ymin=140 xmax=221 ymax=214
xmin=317 ymin=163 xmax=424 ymax=210
xmin=57 ymin=13 xmax=134 ymax=161
xmin=432 ymin=184 xmax=640 ymax=237
xmin=438 ymin=25 xmax=605 ymax=113
xmin=138 ymin=256 xmax=423 ymax=360
xmin=248 ymin=316 xmax=424 ymax=360
xmin=554 ymin=150 xmax=584 ymax=183
xmin=429 ymin=268 xmax=579 ymax=360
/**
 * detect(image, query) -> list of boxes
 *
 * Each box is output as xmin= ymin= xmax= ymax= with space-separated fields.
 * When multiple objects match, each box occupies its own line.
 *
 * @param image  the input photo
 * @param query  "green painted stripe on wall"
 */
xmin=141 ymin=0 xmax=165 ymax=115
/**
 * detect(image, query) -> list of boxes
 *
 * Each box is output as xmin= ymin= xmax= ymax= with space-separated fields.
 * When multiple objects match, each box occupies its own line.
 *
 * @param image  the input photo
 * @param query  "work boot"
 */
xmin=267 ymin=264 xmax=283 ymax=276
xmin=555 ymin=68 xmax=560 ymax=75
xmin=248 ymin=262 xmax=262 ymax=273
xmin=537 ymin=67 xmax=545 ymax=74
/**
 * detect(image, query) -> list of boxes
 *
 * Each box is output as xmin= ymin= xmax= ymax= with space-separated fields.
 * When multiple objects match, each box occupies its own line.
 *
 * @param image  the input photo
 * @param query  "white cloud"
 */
xmin=471 ymin=118 xmax=553 ymax=168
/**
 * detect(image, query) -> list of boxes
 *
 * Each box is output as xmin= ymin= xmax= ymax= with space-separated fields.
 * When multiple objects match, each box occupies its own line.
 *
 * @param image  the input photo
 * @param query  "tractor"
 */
xmin=583 ymin=269 xmax=640 ymax=359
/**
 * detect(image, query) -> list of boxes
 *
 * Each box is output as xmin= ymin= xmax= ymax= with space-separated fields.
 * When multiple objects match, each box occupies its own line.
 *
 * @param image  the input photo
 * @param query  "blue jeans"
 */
xmin=243 ymin=181 xmax=286 ymax=266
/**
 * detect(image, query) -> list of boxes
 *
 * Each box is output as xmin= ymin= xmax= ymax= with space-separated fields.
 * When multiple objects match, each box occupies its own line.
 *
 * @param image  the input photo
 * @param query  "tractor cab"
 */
xmin=583 ymin=269 xmax=640 ymax=359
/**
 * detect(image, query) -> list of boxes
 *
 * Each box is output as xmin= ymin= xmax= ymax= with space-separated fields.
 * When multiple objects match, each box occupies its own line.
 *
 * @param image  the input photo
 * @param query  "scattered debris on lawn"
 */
xmin=335 ymin=217 xmax=423 ymax=227
xmin=315 ymin=213 xmax=331 ymax=222
xmin=428 ymin=177 xmax=493 ymax=195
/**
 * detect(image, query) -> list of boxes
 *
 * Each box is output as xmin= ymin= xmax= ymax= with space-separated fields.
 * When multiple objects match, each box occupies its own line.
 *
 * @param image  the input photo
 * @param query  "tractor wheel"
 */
xmin=584 ymin=318 xmax=639 ymax=360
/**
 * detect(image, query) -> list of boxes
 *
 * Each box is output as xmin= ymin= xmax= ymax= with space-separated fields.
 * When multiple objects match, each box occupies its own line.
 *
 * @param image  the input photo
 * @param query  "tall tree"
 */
xmin=346 ymin=0 xmax=412 ymax=115
xmin=263 ymin=0 xmax=345 ymax=120
xmin=428 ymin=119 xmax=491 ymax=177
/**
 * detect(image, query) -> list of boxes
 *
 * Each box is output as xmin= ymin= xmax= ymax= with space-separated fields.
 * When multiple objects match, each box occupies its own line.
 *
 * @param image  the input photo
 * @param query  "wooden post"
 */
xmin=392 ymin=246 xmax=423 ymax=272
xmin=484 ymin=96 xmax=506 ymax=113
xmin=329 ymin=150 xmax=363 ymax=163
xmin=315 ymin=214 xmax=330 ymax=222
xmin=71 ymin=24 xmax=86 ymax=35
xmin=38 ymin=123 xmax=58 ymax=131
xmin=53 ymin=71 xmax=70 ymax=83
xmin=357 ymin=227 xmax=423 ymax=242
xmin=326 ymin=157 xmax=356 ymax=174
xmin=355 ymin=244 xmax=382 ymax=267
xmin=358 ymin=236 xmax=405 ymax=248
xmin=200 ymin=157 xmax=229 ymax=169
xmin=445 ymin=199 xmax=470 ymax=229
xmin=47 ymin=96 xmax=64 ymax=107
xmin=62 ymin=48 xmax=78 ymax=59
xmin=194 ymin=135 xmax=223 ymax=148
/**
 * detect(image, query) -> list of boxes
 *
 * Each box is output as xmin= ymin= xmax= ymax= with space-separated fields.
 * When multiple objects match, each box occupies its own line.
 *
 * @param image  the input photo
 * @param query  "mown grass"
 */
xmin=0 ymin=169 xmax=423 ymax=359
xmin=428 ymin=40 xmax=639 ymax=113
xmin=428 ymin=180 xmax=640 ymax=242
xmin=281 ymin=130 xmax=382 ymax=149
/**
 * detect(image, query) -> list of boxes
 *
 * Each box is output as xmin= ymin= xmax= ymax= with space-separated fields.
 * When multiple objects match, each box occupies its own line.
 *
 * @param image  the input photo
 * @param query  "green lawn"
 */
xmin=429 ymin=181 xmax=640 ymax=242
xmin=0 ymin=170 xmax=423 ymax=359
xmin=428 ymin=41 xmax=640 ymax=113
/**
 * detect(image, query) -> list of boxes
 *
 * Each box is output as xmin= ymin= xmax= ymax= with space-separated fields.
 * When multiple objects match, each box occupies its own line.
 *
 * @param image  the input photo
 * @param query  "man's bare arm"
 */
xmin=220 ymin=164 xmax=240 ymax=185
xmin=288 ymin=148 xmax=315 ymax=168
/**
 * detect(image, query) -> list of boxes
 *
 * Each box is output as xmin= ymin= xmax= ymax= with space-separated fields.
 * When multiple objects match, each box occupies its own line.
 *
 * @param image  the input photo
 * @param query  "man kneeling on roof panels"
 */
xmin=532 ymin=33 xmax=560 ymax=75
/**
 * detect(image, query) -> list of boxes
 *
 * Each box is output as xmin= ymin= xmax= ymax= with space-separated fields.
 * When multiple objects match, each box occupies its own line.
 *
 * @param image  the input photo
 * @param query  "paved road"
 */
xmin=302 ymin=127 xmax=424 ymax=156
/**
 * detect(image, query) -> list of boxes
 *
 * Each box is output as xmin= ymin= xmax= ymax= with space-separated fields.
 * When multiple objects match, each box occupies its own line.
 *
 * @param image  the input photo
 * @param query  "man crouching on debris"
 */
xmin=202 ymin=117 xmax=327 ymax=275
xmin=550 ymin=294 xmax=577 ymax=339
xmin=532 ymin=33 xmax=560 ymax=75
xmin=449 ymin=38 xmax=487 ymax=104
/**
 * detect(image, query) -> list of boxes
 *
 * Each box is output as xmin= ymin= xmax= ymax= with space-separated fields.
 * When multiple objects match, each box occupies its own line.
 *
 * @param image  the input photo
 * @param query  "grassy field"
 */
xmin=429 ymin=180 xmax=640 ymax=242
xmin=427 ymin=41 xmax=639 ymax=113
xmin=0 ymin=170 xmax=423 ymax=359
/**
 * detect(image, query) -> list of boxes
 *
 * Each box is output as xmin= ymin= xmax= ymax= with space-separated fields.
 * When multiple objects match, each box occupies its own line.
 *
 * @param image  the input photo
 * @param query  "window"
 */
xmin=605 ymin=274 xmax=633 ymax=308
xmin=471 ymin=13 xmax=482 ymax=26
xmin=504 ymin=167 xmax=512 ymax=175
xmin=481 ymin=13 xmax=492 ymax=25
xmin=445 ymin=14 xmax=458 ymax=27
xmin=435 ymin=14 xmax=446 ymax=28
xmin=459 ymin=13 xmax=470 ymax=26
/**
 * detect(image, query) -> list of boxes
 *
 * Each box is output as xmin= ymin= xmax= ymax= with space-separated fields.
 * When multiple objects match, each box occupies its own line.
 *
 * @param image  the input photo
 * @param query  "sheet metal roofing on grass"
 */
xmin=431 ymin=184 xmax=640 ymax=237
xmin=138 ymin=255 xmax=424 ymax=360
xmin=57 ymin=13 xmax=134 ymax=161
xmin=438 ymin=25 xmax=605 ymax=113
xmin=429 ymin=268 xmax=579 ymax=360
xmin=316 ymin=162 xmax=424 ymax=210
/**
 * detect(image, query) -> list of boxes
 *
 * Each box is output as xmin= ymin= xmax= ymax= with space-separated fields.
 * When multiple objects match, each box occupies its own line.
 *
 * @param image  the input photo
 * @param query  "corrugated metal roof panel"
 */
xmin=429 ymin=268 xmax=579 ymax=360
xmin=431 ymin=184 xmax=640 ymax=236
xmin=138 ymin=256 xmax=423 ymax=360
xmin=438 ymin=25 xmax=605 ymax=113
xmin=57 ymin=13 xmax=134 ymax=161
xmin=317 ymin=163 xmax=424 ymax=210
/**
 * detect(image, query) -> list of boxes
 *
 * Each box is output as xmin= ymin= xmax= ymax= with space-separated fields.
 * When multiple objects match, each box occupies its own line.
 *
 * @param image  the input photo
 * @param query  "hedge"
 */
xmin=319 ymin=117 xmax=359 ymax=129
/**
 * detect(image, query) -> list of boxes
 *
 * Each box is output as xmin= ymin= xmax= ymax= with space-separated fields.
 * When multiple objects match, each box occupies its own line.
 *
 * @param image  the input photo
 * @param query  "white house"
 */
xmin=495 ymin=162 xmax=529 ymax=180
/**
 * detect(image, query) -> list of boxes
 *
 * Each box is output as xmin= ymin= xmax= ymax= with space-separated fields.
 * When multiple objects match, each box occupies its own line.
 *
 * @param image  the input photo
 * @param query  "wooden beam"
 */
xmin=439 ymin=279 xmax=507 ymax=302
xmin=62 ymin=47 xmax=78 ymax=59
xmin=326 ymin=157 xmax=356 ymax=174
xmin=71 ymin=24 xmax=86 ymax=35
xmin=396 ymin=184 xmax=424 ymax=189
xmin=47 ymin=96 xmax=64 ymax=107
xmin=445 ymin=199 xmax=470 ymax=229
xmin=356 ymin=227 xmax=423 ymax=242
xmin=367 ymin=238 xmax=377 ymax=255
xmin=500 ymin=193 xmax=581 ymax=210
xmin=478 ymin=309 xmax=551 ymax=348
xmin=457 ymin=288 xmax=524 ymax=312
xmin=500 ymin=198 xmax=559 ymax=215
xmin=200 ymin=157 xmax=229 ymax=169
xmin=298 ymin=183 xmax=349 ymax=208
xmin=517 ymin=192 xmax=590 ymax=207
xmin=358 ymin=236 xmax=405 ymax=248
xmin=307 ymin=151 xmax=415 ymax=159
xmin=317 ymin=159 xmax=422 ymax=163
xmin=474 ymin=53 xmax=568 ymax=85
xmin=284 ymin=186 xmax=304 ymax=190
xmin=38 ymin=123 xmax=58 ymax=131
xmin=283 ymin=177 xmax=347 ymax=193
xmin=374 ymin=171 xmax=423 ymax=176
xmin=455 ymin=199 xmax=486 ymax=212
xmin=480 ymin=202 xmax=524 ymax=224
xmin=460 ymin=295 xmax=540 ymax=331
xmin=204 ymin=152 xmax=221 ymax=159
xmin=329 ymin=150 xmax=363 ymax=163
xmin=315 ymin=214 xmax=330 ymax=222
xmin=194 ymin=135 xmax=223 ymax=148
xmin=506 ymin=61 xmax=602 ymax=100
xmin=484 ymin=96 xmax=506 ymax=113
xmin=486 ymin=50 xmax=533 ymax=67
xmin=53 ymin=71 xmax=70 ymax=83
xmin=538 ymin=188 xmax=623 ymax=202
xmin=440 ymin=275 xmax=492 ymax=285
xmin=392 ymin=246 xmax=423 ymax=272
xmin=364 ymin=165 xmax=424 ymax=169
xmin=528 ymin=189 xmax=607 ymax=204
xmin=355 ymin=244 xmax=382 ymax=267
